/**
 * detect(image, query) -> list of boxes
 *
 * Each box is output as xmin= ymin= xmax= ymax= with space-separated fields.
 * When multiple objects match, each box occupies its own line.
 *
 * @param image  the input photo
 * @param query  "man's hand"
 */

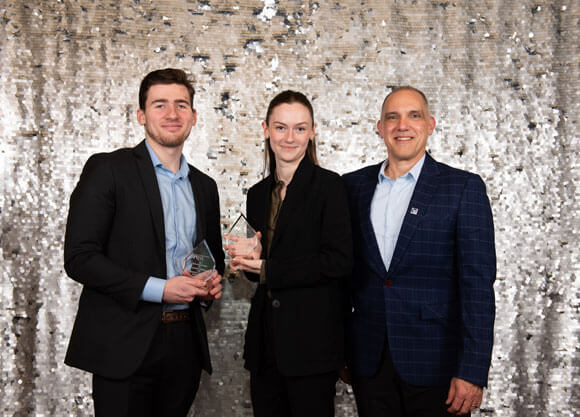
xmin=446 ymin=377 xmax=483 ymax=415
xmin=162 ymin=270 xmax=212 ymax=304
xmin=198 ymin=271 xmax=223 ymax=301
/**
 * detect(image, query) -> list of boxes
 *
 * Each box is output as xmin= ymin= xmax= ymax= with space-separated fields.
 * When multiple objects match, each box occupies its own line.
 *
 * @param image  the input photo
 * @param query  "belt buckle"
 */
xmin=162 ymin=310 xmax=171 ymax=323
xmin=162 ymin=309 xmax=190 ymax=324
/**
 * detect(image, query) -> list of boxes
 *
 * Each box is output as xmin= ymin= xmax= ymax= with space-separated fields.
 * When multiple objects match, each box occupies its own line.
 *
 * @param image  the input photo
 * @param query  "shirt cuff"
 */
xmin=141 ymin=277 xmax=166 ymax=303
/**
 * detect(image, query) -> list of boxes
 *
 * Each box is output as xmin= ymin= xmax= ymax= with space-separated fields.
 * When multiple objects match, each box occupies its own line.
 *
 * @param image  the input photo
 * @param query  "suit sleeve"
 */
xmin=64 ymin=155 xmax=149 ymax=311
xmin=205 ymin=178 xmax=225 ymax=276
xmin=243 ymin=185 xmax=262 ymax=284
xmin=266 ymin=175 xmax=354 ymax=290
xmin=455 ymin=174 xmax=496 ymax=387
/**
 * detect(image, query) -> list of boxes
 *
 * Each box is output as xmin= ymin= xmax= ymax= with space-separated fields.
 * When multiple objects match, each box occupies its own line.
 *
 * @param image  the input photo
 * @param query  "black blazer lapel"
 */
xmin=387 ymin=153 xmax=439 ymax=277
xmin=244 ymin=177 xmax=272 ymax=260
xmin=358 ymin=163 xmax=389 ymax=279
xmin=270 ymin=158 xmax=315 ymax=252
xmin=259 ymin=178 xmax=273 ymax=246
xmin=188 ymin=165 xmax=207 ymax=245
xmin=133 ymin=140 xmax=166 ymax=253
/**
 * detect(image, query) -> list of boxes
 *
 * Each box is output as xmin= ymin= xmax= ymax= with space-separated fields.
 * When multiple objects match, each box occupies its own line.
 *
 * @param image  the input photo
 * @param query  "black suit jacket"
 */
xmin=64 ymin=140 xmax=224 ymax=379
xmin=243 ymin=158 xmax=353 ymax=377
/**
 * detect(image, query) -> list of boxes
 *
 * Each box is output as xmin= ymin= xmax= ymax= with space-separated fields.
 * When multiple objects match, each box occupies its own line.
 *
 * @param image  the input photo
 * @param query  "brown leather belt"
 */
xmin=162 ymin=310 xmax=191 ymax=324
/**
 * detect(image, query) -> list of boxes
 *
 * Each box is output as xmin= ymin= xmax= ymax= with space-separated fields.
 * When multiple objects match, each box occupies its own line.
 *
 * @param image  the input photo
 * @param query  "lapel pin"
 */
xmin=410 ymin=207 xmax=419 ymax=215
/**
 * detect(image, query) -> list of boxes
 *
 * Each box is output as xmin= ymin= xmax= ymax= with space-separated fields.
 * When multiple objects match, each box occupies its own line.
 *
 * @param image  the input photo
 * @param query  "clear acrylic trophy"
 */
xmin=182 ymin=239 xmax=215 ymax=281
xmin=224 ymin=214 xmax=258 ymax=280
xmin=225 ymin=214 xmax=258 ymax=257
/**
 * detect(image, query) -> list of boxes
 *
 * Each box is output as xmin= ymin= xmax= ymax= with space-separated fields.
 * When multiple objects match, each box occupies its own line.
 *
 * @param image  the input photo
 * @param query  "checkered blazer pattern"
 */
xmin=343 ymin=153 xmax=496 ymax=387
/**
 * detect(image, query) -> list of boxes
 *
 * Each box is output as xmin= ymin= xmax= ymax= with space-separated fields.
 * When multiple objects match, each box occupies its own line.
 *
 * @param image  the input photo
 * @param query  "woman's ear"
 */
xmin=262 ymin=120 xmax=269 ymax=139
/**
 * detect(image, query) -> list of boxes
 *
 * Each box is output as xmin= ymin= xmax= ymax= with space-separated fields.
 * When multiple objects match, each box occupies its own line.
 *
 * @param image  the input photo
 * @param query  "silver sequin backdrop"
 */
xmin=0 ymin=1 xmax=578 ymax=416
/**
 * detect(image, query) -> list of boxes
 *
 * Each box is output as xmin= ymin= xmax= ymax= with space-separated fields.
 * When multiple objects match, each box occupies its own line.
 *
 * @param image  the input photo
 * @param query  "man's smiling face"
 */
xmin=137 ymin=83 xmax=197 ymax=149
xmin=378 ymin=88 xmax=436 ymax=169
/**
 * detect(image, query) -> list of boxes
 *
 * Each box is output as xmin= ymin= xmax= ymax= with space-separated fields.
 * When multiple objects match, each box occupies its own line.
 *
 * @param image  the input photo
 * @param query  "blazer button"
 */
xmin=272 ymin=299 xmax=281 ymax=308
xmin=384 ymin=280 xmax=392 ymax=288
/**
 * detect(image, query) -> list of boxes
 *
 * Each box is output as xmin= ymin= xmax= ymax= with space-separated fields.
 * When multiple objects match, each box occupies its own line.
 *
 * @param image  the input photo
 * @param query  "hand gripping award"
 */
xmin=224 ymin=214 xmax=261 ymax=278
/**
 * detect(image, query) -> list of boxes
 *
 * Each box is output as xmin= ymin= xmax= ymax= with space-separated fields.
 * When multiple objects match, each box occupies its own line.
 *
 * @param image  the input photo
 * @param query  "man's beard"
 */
xmin=146 ymin=127 xmax=190 ymax=148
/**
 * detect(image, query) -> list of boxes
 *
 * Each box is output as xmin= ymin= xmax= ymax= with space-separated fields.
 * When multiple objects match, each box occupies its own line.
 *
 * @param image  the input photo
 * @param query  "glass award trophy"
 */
xmin=182 ymin=239 xmax=215 ymax=281
xmin=225 ymin=214 xmax=258 ymax=257
xmin=224 ymin=214 xmax=258 ymax=280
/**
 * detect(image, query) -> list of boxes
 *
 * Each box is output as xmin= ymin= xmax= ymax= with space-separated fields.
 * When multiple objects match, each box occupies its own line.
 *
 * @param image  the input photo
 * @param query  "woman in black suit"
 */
xmin=226 ymin=91 xmax=353 ymax=417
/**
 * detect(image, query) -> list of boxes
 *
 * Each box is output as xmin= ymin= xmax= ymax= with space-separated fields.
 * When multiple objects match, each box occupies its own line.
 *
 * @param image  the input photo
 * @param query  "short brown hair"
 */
xmin=139 ymin=68 xmax=195 ymax=110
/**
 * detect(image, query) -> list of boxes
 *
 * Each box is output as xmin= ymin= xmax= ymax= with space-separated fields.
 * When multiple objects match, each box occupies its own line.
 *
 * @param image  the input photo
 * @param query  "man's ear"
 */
xmin=137 ymin=108 xmax=146 ymax=126
xmin=428 ymin=116 xmax=436 ymax=135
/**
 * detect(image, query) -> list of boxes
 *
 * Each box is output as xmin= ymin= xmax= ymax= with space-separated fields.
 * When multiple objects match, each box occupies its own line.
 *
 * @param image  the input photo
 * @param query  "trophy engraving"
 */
xmin=182 ymin=239 xmax=215 ymax=281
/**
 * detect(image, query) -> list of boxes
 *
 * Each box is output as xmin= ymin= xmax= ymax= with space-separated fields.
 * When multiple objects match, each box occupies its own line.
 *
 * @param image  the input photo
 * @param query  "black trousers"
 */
xmin=92 ymin=320 xmax=202 ymax=417
xmin=351 ymin=342 xmax=469 ymax=417
xmin=250 ymin=366 xmax=338 ymax=417
xmin=249 ymin=299 xmax=338 ymax=417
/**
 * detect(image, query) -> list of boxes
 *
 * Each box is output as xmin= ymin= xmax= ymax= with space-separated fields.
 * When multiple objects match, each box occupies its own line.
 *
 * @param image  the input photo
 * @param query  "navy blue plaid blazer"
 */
xmin=343 ymin=153 xmax=495 ymax=387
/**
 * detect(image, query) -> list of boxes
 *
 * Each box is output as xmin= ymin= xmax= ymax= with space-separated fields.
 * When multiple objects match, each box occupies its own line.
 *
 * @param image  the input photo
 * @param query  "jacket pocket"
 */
xmin=420 ymin=300 xmax=459 ymax=324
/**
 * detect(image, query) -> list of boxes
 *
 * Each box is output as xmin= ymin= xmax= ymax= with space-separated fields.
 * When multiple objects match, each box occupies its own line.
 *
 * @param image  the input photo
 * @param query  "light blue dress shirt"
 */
xmin=370 ymin=155 xmax=425 ymax=271
xmin=141 ymin=140 xmax=197 ymax=309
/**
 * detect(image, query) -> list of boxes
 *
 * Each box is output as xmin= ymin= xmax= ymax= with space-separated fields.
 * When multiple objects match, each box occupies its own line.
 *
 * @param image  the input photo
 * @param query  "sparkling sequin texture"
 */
xmin=0 ymin=1 xmax=578 ymax=416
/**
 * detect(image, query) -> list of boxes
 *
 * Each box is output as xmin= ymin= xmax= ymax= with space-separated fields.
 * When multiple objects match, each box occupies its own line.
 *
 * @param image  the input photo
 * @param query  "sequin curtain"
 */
xmin=0 ymin=1 xmax=578 ymax=416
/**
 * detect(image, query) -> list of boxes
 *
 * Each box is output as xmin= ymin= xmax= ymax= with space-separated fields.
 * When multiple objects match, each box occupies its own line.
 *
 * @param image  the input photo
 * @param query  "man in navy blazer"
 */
xmin=343 ymin=87 xmax=496 ymax=416
xmin=64 ymin=69 xmax=224 ymax=416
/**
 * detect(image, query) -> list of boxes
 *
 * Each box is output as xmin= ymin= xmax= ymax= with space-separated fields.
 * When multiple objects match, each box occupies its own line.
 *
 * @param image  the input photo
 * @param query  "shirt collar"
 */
xmin=377 ymin=154 xmax=426 ymax=183
xmin=145 ymin=139 xmax=190 ymax=179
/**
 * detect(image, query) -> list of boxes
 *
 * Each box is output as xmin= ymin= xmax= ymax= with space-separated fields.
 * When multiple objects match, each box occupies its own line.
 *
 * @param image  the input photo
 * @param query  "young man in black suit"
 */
xmin=64 ymin=68 xmax=225 ymax=417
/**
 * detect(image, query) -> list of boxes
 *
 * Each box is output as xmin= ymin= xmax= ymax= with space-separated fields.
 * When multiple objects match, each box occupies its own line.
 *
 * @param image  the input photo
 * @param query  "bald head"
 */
xmin=381 ymin=86 xmax=430 ymax=116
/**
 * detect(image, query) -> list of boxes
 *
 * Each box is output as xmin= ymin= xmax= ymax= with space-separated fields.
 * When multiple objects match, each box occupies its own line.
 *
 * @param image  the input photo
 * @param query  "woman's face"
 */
xmin=263 ymin=102 xmax=315 ymax=168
